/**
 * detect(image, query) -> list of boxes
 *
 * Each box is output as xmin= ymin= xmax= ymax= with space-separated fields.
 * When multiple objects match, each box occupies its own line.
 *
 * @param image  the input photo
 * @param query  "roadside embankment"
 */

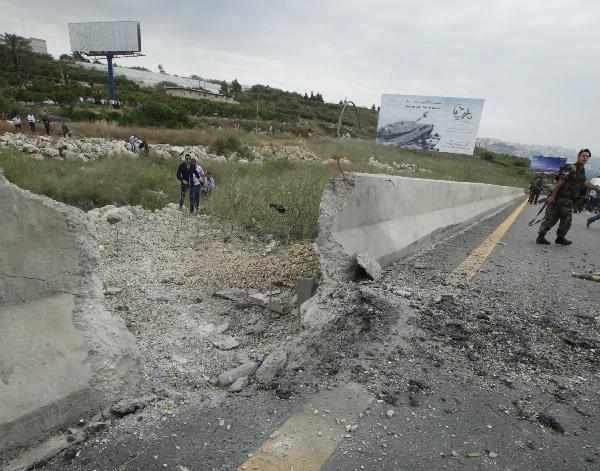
xmin=0 ymin=171 xmax=139 ymax=453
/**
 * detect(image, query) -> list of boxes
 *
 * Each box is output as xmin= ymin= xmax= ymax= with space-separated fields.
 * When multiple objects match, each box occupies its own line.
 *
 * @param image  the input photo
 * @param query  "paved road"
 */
xmin=38 ymin=202 xmax=600 ymax=471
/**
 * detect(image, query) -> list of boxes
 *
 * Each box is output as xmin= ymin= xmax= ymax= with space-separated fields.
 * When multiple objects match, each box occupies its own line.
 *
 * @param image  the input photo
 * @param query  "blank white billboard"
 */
xmin=69 ymin=21 xmax=141 ymax=55
xmin=377 ymin=94 xmax=485 ymax=155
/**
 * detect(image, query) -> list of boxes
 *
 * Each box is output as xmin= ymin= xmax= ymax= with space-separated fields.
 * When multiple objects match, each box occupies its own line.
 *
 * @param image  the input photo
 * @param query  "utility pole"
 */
xmin=255 ymin=99 xmax=259 ymax=134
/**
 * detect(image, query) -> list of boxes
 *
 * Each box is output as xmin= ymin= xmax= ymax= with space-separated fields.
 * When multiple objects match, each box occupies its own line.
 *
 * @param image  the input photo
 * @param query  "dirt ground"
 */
xmin=90 ymin=203 xmax=319 ymax=395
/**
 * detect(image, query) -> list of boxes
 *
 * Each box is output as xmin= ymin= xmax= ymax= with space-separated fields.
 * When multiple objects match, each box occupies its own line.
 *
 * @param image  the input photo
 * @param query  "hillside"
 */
xmin=0 ymin=50 xmax=377 ymax=139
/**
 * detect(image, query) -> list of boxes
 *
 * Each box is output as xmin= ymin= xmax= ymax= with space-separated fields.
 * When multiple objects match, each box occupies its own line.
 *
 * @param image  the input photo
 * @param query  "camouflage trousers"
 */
xmin=539 ymin=201 xmax=572 ymax=238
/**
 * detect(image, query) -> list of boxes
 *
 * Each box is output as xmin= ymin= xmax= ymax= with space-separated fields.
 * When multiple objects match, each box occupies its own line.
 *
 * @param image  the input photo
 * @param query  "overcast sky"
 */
xmin=2 ymin=0 xmax=599 ymax=152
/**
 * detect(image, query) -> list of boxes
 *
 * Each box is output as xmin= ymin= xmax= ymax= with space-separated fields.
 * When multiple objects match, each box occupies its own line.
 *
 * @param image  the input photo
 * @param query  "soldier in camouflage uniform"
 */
xmin=537 ymin=149 xmax=600 ymax=245
xmin=528 ymin=175 xmax=544 ymax=204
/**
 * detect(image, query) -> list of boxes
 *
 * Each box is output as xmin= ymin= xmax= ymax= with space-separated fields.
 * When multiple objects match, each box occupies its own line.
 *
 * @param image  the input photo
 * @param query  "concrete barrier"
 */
xmin=0 ymin=172 xmax=139 ymax=453
xmin=316 ymin=173 xmax=524 ymax=283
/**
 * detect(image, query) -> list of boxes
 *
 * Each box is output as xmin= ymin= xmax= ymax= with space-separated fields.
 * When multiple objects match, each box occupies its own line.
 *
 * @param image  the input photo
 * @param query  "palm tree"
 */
xmin=0 ymin=33 xmax=33 ymax=84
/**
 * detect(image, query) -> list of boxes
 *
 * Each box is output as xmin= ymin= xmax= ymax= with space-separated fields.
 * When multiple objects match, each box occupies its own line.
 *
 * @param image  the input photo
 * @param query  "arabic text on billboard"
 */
xmin=376 ymin=94 xmax=485 ymax=155
xmin=69 ymin=21 xmax=141 ymax=55
xmin=529 ymin=155 xmax=567 ymax=174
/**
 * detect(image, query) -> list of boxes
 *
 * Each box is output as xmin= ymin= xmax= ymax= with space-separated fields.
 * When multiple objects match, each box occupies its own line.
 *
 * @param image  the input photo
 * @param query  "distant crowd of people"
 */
xmin=176 ymin=153 xmax=216 ymax=215
xmin=10 ymin=113 xmax=70 ymax=137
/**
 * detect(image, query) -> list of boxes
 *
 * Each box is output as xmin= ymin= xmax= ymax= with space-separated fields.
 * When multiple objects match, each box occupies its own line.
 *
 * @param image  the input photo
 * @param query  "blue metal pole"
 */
xmin=106 ymin=53 xmax=116 ymax=101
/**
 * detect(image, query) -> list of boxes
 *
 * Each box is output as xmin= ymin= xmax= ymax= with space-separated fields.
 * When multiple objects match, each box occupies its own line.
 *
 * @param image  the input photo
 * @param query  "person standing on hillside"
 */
xmin=61 ymin=117 xmax=70 ymax=137
xmin=11 ymin=115 xmax=22 ymax=131
xmin=176 ymin=154 xmax=192 ymax=211
xmin=27 ymin=113 xmax=36 ymax=134
xmin=536 ymin=149 xmax=600 ymax=245
xmin=42 ymin=116 xmax=51 ymax=136
xmin=189 ymin=156 xmax=204 ymax=216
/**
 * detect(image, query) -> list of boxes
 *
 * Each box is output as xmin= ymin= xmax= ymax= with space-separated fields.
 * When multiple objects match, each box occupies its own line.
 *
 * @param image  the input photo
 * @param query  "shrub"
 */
xmin=212 ymin=134 xmax=241 ymax=155
xmin=0 ymin=95 xmax=22 ymax=118
xmin=480 ymin=150 xmax=494 ymax=161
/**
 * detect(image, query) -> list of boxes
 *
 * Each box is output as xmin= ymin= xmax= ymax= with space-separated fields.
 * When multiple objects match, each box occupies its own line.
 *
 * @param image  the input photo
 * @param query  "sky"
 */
xmin=2 ymin=0 xmax=599 ymax=152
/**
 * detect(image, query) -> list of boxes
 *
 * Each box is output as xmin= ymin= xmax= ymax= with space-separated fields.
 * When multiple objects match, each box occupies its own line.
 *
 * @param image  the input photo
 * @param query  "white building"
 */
xmin=28 ymin=38 xmax=47 ymax=54
xmin=165 ymin=87 xmax=237 ymax=104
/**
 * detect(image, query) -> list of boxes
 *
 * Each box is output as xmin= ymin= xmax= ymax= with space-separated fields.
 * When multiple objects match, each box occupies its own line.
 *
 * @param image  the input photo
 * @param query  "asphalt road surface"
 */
xmin=39 ymin=201 xmax=600 ymax=471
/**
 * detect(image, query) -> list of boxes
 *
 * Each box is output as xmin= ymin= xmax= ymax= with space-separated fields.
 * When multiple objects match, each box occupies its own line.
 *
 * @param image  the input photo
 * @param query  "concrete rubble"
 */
xmin=0 ymin=132 xmax=323 ymax=164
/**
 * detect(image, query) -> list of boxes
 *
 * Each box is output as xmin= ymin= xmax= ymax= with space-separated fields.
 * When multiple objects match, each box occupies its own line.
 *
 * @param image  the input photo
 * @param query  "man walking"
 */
xmin=27 ymin=113 xmax=36 ymax=134
xmin=537 ymin=149 xmax=600 ymax=245
xmin=176 ymin=154 xmax=192 ymax=211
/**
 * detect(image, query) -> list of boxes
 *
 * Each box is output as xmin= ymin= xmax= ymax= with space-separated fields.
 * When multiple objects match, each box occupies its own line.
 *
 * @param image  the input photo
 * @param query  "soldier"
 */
xmin=528 ymin=174 xmax=544 ymax=204
xmin=536 ymin=149 xmax=600 ymax=245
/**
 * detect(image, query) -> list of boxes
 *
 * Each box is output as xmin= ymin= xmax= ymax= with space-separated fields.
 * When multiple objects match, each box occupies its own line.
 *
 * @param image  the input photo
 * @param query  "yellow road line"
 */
xmin=238 ymin=383 xmax=372 ymax=471
xmin=443 ymin=199 xmax=528 ymax=294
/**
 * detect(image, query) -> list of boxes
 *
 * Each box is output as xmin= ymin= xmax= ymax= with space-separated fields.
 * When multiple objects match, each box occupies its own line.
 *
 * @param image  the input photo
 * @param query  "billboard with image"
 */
xmin=69 ymin=21 xmax=141 ymax=55
xmin=376 ymin=94 xmax=485 ymax=155
xmin=529 ymin=155 xmax=567 ymax=174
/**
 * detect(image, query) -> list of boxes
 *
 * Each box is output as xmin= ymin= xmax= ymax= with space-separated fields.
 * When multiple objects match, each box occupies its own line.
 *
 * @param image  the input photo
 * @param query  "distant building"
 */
xmin=28 ymin=38 xmax=47 ymax=54
xmin=165 ymin=87 xmax=237 ymax=104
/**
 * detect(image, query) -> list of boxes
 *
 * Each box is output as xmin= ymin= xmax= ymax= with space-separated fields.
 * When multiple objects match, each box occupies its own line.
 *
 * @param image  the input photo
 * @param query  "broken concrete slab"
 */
xmin=212 ymin=335 xmax=240 ymax=350
xmin=248 ymin=292 xmax=287 ymax=314
xmin=110 ymin=394 xmax=159 ymax=417
xmin=85 ymin=420 xmax=111 ymax=434
xmin=213 ymin=287 xmax=249 ymax=304
xmin=228 ymin=376 xmax=249 ymax=393
xmin=3 ymin=429 xmax=85 ymax=471
xmin=354 ymin=252 xmax=382 ymax=281
xmin=255 ymin=347 xmax=287 ymax=387
xmin=296 ymin=277 xmax=316 ymax=306
xmin=218 ymin=361 xmax=262 ymax=386
xmin=0 ymin=172 xmax=139 ymax=453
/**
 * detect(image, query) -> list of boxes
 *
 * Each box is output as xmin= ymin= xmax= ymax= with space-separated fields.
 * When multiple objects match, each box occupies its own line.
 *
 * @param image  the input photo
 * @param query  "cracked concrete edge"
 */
xmin=0 ymin=170 xmax=140 ymax=453
xmin=314 ymin=174 xmax=358 ymax=285
xmin=1 ymin=429 xmax=86 ymax=471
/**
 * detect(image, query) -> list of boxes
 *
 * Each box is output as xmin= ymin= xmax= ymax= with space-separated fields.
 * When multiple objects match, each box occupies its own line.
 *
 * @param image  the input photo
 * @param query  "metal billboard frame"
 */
xmin=68 ymin=21 xmax=143 ymax=100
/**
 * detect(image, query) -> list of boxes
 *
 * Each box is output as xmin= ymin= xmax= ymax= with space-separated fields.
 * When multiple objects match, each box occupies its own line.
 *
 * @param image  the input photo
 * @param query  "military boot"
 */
xmin=536 ymin=235 xmax=551 ymax=245
xmin=555 ymin=237 xmax=572 ymax=245
xmin=586 ymin=218 xmax=592 ymax=229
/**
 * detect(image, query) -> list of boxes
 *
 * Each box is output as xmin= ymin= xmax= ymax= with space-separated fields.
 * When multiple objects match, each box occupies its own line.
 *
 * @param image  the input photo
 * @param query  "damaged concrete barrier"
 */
xmin=0 ymin=171 xmax=139 ymax=453
xmin=317 ymin=173 xmax=524 ymax=282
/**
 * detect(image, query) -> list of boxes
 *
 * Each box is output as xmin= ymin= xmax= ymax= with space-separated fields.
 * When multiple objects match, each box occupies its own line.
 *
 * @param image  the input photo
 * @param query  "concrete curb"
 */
xmin=317 ymin=173 xmax=524 ymax=283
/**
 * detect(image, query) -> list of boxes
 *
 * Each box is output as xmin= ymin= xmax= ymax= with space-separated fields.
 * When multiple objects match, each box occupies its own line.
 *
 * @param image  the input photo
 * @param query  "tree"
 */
xmin=304 ymin=92 xmax=309 ymax=100
xmin=230 ymin=78 xmax=242 ymax=94
xmin=371 ymin=104 xmax=376 ymax=111
xmin=73 ymin=51 xmax=90 ymax=62
xmin=219 ymin=80 xmax=229 ymax=95
xmin=0 ymin=33 xmax=33 ymax=84
xmin=158 ymin=64 xmax=166 ymax=75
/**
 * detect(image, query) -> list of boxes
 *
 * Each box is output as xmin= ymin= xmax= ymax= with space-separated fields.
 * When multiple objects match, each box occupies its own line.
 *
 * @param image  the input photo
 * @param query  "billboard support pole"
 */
xmin=106 ymin=53 xmax=116 ymax=100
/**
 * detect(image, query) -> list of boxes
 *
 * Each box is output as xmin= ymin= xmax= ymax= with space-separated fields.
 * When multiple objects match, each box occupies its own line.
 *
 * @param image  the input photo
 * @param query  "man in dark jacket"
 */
xmin=537 ymin=149 xmax=600 ymax=245
xmin=176 ymin=154 xmax=192 ymax=211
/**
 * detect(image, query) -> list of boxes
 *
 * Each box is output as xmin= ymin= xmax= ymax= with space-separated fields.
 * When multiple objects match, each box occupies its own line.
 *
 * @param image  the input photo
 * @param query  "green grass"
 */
xmin=0 ymin=147 xmax=338 ymax=240
xmin=0 ymin=134 xmax=532 ymax=241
